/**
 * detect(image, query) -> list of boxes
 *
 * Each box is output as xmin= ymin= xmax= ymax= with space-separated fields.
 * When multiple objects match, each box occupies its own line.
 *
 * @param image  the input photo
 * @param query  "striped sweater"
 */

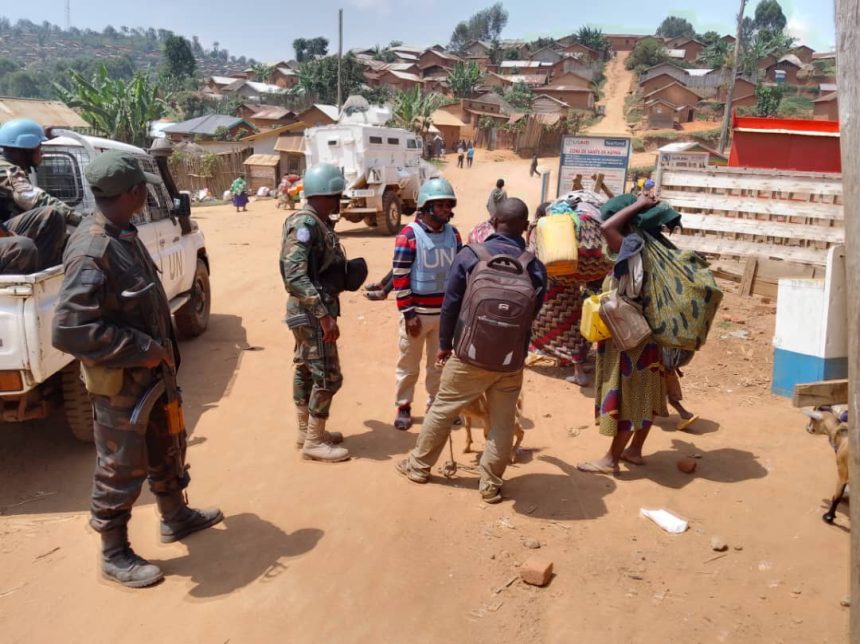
xmin=392 ymin=220 xmax=462 ymax=318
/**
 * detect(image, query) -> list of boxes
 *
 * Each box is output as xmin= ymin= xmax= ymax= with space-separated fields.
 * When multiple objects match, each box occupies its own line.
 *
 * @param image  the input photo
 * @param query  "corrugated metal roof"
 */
xmin=687 ymin=68 xmax=715 ymax=77
xmin=243 ymin=154 xmax=280 ymax=167
xmin=777 ymin=54 xmax=804 ymax=68
xmin=814 ymin=92 xmax=838 ymax=103
xmin=666 ymin=49 xmax=686 ymax=58
xmin=820 ymin=83 xmax=838 ymax=93
xmin=242 ymin=121 xmax=307 ymax=141
xmin=274 ymin=133 xmax=305 ymax=153
xmin=430 ymin=110 xmax=466 ymax=127
xmin=209 ymin=76 xmax=236 ymax=86
xmin=313 ymin=104 xmax=340 ymax=121
xmin=0 ymin=97 xmax=89 ymax=128
xmin=163 ymin=114 xmax=251 ymax=136
xmin=386 ymin=70 xmax=423 ymax=82
xmin=500 ymin=61 xmax=548 ymax=69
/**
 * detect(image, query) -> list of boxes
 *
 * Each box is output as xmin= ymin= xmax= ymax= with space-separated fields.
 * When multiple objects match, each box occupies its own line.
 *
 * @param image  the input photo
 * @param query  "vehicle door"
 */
xmin=142 ymin=174 xmax=188 ymax=302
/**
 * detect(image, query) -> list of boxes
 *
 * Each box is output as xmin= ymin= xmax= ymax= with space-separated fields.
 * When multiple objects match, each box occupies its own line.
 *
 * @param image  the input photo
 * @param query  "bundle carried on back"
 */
xmin=639 ymin=233 xmax=722 ymax=351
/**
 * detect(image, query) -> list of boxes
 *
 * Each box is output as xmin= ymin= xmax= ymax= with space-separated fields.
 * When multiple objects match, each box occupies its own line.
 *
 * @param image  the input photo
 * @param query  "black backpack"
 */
xmin=454 ymin=244 xmax=538 ymax=372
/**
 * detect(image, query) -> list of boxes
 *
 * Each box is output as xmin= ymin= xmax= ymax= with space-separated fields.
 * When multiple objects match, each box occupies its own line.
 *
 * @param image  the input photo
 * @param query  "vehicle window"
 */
xmin=34 ymin=153 xmax=84 ymax=206
xmin=369 ymin=136 xmax=383 ymax=144
xmin=387 ymin=138 xmax=400 ymax=145
xmin=328 ymin=140 xmax=338 ymax=146
xmin=135 ymin=156 xmax=170 ymax=223
xmin=406 ymin=139 xmax=418 ymax=149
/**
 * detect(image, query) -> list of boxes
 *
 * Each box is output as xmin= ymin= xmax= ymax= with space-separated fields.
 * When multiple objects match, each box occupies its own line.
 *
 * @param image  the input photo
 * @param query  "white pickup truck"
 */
xmin=0 ymin=133 xmax=211 ymax=441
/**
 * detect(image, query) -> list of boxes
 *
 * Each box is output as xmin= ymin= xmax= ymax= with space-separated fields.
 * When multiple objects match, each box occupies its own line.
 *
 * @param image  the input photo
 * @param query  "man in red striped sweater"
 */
xmin=392 ymin=178 xmax=462 ymax=430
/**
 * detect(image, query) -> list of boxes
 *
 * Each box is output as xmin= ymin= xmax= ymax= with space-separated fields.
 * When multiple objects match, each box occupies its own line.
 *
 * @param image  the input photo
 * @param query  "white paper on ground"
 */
xmin=640 ymin=508 xmax=689 ymax=533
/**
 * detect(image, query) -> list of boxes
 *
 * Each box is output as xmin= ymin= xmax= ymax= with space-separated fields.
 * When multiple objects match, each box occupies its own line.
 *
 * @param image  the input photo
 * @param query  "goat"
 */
xmin=803 ymin=406 xmax=850 ymax=524
xmin=462 ymin=392 xmax=525 ymax=464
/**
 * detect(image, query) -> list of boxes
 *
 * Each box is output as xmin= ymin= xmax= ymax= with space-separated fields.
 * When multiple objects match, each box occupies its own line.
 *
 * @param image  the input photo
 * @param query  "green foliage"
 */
xmin=503 ymin=82 xmax=534 ymax=111
xmin=698 ymin=39 xmax=731 ymax=69
xmin=53 ymin=64 xmax=168 ymax=147
xmin=778 ymin=93 xmax=813 ymax=117
xmin=754 ymin=0 xmax=787 ymax=32
xmin=161 ymin=35 xmax=197 ymax=82
xmin=294 ymin=54 xmax=365 ymax=104
xmin=388 ymin=87 xmax=447 ymax=135
xmin=359 ymin=85 xmax=394 ymax=105
xmin=656 ymin=16 xmax=696 ymax=40
xmin=631 ymin=137 xmax=646 ymax=152
xmin=449 ymin=3 xmax=509 ymax=52
xmin=699 ymin=31 xmax=721 ymax=46
xmin=170 ymin=92 xmax=243 ymax=121
xmin=447 ymin=61 xmax=483 ymax=98
xmin=755 ymin=83 xmax=783 ymax=116
xmin=528 ymin=37 xmax=556 ymax=51
xmin=371 ymin=45 xmax=398 ymax=63
xmin=573 ymin=27 xmax=611 ymax=58
xmin=293 ymin=37 xmax=329 ymax=63
xmin=249 ymin=62 xmax=277 ymax=83
xmin=477 ymin=115 xmax=499 ymax=130
xmin=625 ymin=38 xmax=670 ymax=73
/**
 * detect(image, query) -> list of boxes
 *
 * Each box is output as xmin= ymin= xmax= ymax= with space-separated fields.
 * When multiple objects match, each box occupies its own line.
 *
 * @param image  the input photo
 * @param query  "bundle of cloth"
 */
xmin=526 ymin=191 xmax=615 ymax=382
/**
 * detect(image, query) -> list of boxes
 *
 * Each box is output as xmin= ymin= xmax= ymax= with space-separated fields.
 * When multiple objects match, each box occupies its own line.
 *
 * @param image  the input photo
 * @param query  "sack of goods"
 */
xmin=640 ymin=234 xmax=723 ymax=351
xmin=535 ymin=212 xmax=578 ymax=277
xmin=598 ymin=288 xmax=651 ymax=351
xmin=455 ymin=246 xmax=539 ymax=372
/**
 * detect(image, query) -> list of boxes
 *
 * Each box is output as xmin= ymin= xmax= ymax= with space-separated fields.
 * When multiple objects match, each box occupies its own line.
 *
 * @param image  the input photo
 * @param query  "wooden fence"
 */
xmin=169 ymin=148 xmax=253 ymax=198
xmin=657 ymin=165 xmax=844 ymax=296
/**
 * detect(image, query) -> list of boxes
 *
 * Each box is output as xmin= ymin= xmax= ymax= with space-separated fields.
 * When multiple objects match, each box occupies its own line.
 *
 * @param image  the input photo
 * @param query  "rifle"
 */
xmin=123 ymin=281 xmax=187 ymax=481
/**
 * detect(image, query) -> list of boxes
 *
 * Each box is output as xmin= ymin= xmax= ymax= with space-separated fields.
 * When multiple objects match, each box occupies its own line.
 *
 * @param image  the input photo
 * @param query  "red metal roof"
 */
xmin=729 ymin=113 xmax=841 ymax=172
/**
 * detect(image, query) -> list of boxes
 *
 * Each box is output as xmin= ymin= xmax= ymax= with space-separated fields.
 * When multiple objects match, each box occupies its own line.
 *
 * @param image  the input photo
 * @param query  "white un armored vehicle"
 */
xmin=304 ymin=124 xmax=442 ymax=234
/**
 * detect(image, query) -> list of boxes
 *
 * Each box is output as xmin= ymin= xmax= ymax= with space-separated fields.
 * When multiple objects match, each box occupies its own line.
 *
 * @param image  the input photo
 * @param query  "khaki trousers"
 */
xmin=395 ymin=314 xmax=441 ymax=408
xmin=407 ymin=355 xmax=524 ymax=496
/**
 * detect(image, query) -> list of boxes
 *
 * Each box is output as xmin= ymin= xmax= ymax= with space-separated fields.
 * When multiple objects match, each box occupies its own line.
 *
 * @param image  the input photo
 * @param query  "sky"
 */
xmin=2 ymin=1 xmax=837 ymax=62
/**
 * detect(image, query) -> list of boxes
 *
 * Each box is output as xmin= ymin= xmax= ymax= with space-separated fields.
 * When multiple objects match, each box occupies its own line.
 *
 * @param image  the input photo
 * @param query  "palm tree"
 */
xmin=54 ymin=64 xmax=168 ymax=148
xmin=388 ymin=86 xmax=447 ymax=136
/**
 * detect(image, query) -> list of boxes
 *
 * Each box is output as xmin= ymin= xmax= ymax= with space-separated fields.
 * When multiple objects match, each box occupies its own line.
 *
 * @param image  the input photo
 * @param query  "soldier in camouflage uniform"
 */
xmin=280 ymin=163 xmax=351 ymax=463
xmin=0 ymin=118 xmax=82 ymax=273
xmin=52 ymin=151 xmax=222 ymax=588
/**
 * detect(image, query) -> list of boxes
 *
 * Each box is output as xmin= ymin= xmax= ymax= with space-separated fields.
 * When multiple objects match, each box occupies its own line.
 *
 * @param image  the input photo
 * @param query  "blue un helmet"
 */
xmin=302 ymin=163 xmax=346 ymax=198
xmin=417 ymin=177 xmax=456 ymax=209
xmin=0 ymin=119 xmax=47 ymax=150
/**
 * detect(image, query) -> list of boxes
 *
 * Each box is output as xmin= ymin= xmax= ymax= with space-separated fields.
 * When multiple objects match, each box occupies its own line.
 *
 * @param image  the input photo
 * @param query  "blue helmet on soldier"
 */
xmin=0 ymin=119 xmax=47 ymax=150
xmin=303 ymin=163 xmax=346 ymax=198
xmin=417 ymin=177 xmax=456 ymax=209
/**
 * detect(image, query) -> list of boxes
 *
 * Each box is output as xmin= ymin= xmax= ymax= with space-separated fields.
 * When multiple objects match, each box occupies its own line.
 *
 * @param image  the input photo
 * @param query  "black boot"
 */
xmin=100 ymin=527 xmax=164 ymax=588
xmin=157 ymin=493 xmax=223 ymax=543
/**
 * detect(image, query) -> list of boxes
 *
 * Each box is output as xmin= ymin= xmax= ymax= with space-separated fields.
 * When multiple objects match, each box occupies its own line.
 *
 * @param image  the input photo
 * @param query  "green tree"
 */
xmin=503 ymin=82 xmax=534 ymax=111
xmin=54 ymin=64 xmax=168 ymax=147
xmin=293 ymin=38 xmax=309 ymax=62
xmin=447 ymin=61 xmax=482 ymax=98
xmin=754 ymin=0 xmax=787 ymax=32
xmin=574 ymin=27 xmax=611 ymax=58
xmin=625 ymin=37 xmax=670 ymax=72
xmin=307 ymin=37 xmax=329 ymax=59
xmin=656 ymin=16 xmax=696 ymax=40
xmin=449 ymin=3 xmax=509 ymax=52
xmin=249 ymin=62 xmax=276 ymax=82
xmin=698 ymin=39 xmax=731 ymax=68
xmin=161 ymin=35 xmax=197 ymax=81
xmin=388 ymin=86 xmax=446 ymax=135
xmin=699 ymin=31 xmax=721 ymax=46
xmin=294 ymin=53 xmax=365 ymax=105
xmin=755 ymin=83 xmax=783 ymax=116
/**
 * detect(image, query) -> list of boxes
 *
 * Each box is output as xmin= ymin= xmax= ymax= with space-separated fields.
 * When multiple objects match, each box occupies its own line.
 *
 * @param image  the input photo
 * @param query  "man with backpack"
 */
xmin=396 ymin=198 xmax=547 ymax=503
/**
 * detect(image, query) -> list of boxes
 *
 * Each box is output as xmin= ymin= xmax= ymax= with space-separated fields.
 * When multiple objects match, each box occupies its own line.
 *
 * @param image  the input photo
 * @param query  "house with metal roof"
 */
xmin=0 ymin=96 xmax=89 ymax=129
xmin=162 ymin=115 xmax=257 ymax=147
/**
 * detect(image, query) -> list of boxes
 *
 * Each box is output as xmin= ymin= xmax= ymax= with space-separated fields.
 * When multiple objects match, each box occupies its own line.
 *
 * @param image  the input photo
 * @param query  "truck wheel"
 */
xmin=381 ymin=191 xmax=403 ymax=235
xmin=175 ymin=259 xmax=211 ymax=338
xmin=61 ymin=363 xmax=93 ymax=443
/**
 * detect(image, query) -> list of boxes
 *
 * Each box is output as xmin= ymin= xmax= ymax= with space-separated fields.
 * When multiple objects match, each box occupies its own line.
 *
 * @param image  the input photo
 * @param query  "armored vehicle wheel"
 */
xmin=175 ymin=259 xmax=211 ymax=338
xmin=382 ymin=191 xmax=403 ymax=235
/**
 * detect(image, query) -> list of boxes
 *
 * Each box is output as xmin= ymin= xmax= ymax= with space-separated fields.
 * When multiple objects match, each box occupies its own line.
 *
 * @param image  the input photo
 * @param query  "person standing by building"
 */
xmin=280 ymin=163 xmax=355 ymax=463
xmin=486 ymin=178 xmax=507 ymax=216
xmin=466 ymin=142 xmax=475 ymax=168
xmin=396 ymin=198 xmax=547 ymax=503
xmin=391 ymin=178 xmax=462 ymax=430
xmin=0 ymin=118 xmax=82 ymax=273
xmin=529 ymin=153 xmax=539 ymax=177
xmin=456 ymin=142 xmax=465 ymax=168
xmin=230 ymin=174 xmax=248 ymax=212
xmin=52 ymin=151 xmax=222 ymax=588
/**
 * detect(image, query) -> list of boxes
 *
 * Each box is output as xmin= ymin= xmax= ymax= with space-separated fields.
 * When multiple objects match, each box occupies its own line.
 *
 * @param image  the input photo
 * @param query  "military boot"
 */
xmin=302 ymin=415 xmax=350 ymax=462
xmin=295 ymin=405 xmax=343 ymax=449
xmin=100 ymin=526 xmax=164 ymax=588
xmin=157 ymin=492 xmax=224 ymax=543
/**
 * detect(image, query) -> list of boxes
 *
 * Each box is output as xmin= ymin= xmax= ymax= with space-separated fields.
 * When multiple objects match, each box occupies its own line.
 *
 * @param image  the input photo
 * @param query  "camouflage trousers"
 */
xmin=291 ymin=319 xmax=343 ymax=418
xmin=90 ymin=393 xmax=189 ymax=533
xmin=0 ymin=207 xmax=67 ymax=274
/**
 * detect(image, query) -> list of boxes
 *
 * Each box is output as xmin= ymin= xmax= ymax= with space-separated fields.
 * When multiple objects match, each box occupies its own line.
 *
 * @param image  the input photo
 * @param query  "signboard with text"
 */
xmin=557 ymin=135 xmax=631 ymax=197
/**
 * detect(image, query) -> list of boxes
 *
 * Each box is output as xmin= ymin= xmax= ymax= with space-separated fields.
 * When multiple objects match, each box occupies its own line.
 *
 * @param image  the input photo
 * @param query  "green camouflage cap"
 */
xmin=85 ymin=150 xmax=160 ymax=198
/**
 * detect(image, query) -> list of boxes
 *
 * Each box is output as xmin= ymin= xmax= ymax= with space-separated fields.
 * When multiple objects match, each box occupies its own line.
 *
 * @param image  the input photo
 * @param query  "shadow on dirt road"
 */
xmin=0 ymin=313 xmax=247 ymax=517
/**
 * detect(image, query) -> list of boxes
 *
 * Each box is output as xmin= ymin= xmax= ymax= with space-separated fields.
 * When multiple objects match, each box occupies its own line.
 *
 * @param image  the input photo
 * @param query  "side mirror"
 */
xmin=174 ymin=192 xmax=192 ymax=234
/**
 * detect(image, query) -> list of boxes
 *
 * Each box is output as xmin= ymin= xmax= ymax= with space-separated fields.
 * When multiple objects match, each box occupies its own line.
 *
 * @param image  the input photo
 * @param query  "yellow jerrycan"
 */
xmin=535 ymin=213 xmax=578 ymax=277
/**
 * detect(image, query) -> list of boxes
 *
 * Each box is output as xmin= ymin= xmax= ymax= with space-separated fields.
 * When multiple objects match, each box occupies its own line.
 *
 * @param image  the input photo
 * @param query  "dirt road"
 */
xmin=0 ymin=152 xmax=849 ymax=643
xmin=588 ymin=51 xmax=635 ymax=136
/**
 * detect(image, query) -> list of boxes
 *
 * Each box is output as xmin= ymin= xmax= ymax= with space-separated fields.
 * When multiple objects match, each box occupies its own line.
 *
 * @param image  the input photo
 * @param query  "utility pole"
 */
xmin=836 ymin=2 xmax=860 ymax=637
xmin=337 ymin=8 xmax=343 ymax=112
xmin=65 ymin=0 xmax=71 ymax=30
xmin=718 ymin=0 xmax=747 ymax=154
